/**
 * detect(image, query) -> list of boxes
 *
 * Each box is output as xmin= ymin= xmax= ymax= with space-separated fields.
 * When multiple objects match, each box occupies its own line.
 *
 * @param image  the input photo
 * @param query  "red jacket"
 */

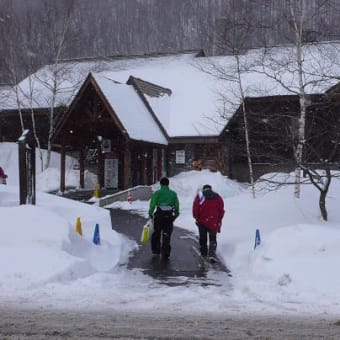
xmin=193 ymin=189 xmax=225 ymax=233
xmin=0 ymin=167 xmax=7 ymax=178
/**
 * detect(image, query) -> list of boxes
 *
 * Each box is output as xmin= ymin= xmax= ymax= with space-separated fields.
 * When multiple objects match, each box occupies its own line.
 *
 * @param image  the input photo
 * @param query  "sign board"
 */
xmin=175 ymin=150 xmax=185 ymax=164
xmin=104 ymin=158 xmax=118 ymax=188
xmin=102 ymin=139 xmax=111 ymax=153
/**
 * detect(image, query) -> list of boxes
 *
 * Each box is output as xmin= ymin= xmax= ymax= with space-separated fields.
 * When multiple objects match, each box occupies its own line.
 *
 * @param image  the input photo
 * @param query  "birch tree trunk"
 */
xmin=235 ymin=54 xmax=256 ymax=198
xmin=27 ymin=71 xmax=44 ymax=172
xmin=289 ymin=1 xmax=307 ymax=199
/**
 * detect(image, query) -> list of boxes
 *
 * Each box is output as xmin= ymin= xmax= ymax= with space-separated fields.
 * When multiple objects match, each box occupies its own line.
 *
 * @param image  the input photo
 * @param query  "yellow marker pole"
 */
xmin=93 ymin=184 xmax=99 ymax=199
xmin=75 ymin=217 xmax=83 ymax=236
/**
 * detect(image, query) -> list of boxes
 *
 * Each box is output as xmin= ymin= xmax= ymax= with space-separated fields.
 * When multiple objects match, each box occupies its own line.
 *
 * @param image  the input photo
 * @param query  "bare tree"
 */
xmin=0 ymin=0 xmax=76 ymax=170
xmin=33 ymin=0 xmax=75 ymax=169
xmin=300 ymin=97 xmax=340 ymax=221
xmin=254 ymin=0 xmax=340 ymax=199
xmin=196 ymin=2 xmax=257 ymax=198
xmin=26 ymin=60 xmax=44 ymax=171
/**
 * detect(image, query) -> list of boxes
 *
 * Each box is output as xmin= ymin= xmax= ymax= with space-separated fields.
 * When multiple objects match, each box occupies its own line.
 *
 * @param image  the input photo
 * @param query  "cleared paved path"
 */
xmin=109 ymin=208 xmax=231 ymax=286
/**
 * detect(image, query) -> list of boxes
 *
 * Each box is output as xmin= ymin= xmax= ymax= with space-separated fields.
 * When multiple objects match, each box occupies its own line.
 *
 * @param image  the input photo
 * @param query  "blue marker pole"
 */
xmin=254 ymin=228 xmax=261 ymax=249
xmin=93 ymin=223 xmax=100 ymax=245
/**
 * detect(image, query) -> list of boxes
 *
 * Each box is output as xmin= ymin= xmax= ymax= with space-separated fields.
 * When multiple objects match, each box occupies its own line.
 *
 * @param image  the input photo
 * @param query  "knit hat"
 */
xmin=202 ymin=184 xmax=212 ymax=191
xmin=160 ymin=177 xmax=169 ymax=186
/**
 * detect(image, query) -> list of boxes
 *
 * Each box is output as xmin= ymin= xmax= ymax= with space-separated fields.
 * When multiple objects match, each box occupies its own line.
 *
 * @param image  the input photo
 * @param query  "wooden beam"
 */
xmin=157 ymin=148 xmax=162 ymax=180
xmin=97 ymin=140 xmax=104 ymax=188
xmin=142 ymin=157 xmax=147 ymax=185
xmin=123 ymin=143 xmax=131 ymax=189
xmin=79 ymin=149 xmax=85 ymax=189
xmin=60 ymin=144 xmax=66 ymax=193
xmin=18 ymin=141 xmax=27 ymax=204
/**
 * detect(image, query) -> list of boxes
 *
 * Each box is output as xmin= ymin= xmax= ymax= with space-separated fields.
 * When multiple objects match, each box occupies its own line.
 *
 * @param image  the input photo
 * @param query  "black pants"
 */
xmin=197 ymin=223 xmax=217 ymax=257
xmin=151 ymin=209 xmax=174 ymax=257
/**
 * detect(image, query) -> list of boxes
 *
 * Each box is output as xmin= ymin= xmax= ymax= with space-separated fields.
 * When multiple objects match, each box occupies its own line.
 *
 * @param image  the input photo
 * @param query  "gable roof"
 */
xmin=53 ymin=73 xmax=168 ymax=145
xmin=95 ymin=58 xmax=224 ymax=137
xmin=92 ymin=73 xmax=167 ymax=145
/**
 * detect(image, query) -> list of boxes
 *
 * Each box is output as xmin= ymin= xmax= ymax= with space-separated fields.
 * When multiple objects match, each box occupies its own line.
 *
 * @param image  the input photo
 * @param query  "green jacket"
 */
xmin=148 ymin=185 xmax=180 ymax=218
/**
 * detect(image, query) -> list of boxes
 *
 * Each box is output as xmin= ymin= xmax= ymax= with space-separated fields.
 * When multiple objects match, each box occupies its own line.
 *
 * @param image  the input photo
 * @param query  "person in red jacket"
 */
xmin=192 ymin=184 xmax=224 ymax=261
xmin=0 ymin=166 xmax=7 ymax=184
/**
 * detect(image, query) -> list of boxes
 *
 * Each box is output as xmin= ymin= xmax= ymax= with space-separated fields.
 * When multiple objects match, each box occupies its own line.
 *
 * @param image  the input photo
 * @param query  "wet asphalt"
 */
xmin=109 ymin=208 xmax=231 ymax=286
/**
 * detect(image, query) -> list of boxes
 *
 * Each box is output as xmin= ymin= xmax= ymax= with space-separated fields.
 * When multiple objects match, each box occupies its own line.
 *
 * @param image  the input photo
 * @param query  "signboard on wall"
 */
xmin=175 ymin=150 xmax=185 ymax=164
xmin=102 ymin=139 xmax=111 ymax=153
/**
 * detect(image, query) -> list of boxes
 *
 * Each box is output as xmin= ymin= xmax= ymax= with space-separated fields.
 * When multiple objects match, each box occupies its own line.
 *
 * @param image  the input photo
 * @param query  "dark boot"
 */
xmin=208 ymin=232 xmax=217 ymax=258
xmin=197 ymin=223 xmax=208 ymax=257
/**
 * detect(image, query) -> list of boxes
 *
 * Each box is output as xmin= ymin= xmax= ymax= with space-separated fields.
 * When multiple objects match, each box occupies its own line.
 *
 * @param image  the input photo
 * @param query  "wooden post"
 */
xmin=30 ymin=144 xmax=36 ymax=205
xmin=157 ymin=148 xmax=162 ymax=181
xmin=60 ymin=144 xmax=66 ymax=194
xmin=79 ymin=148 xmax=85 ymax=189
xmin=97 ymin=139 xmax=104 ymax=188
xmin=123 ymin=142 xmax=131 ymax=189
xmin=142 ymin=156 xmax=147 ymax=185
xmin=18 ymin=129 xmax=36 ymax=205
xmin=18 ymin=140 xmax=27 ymax=204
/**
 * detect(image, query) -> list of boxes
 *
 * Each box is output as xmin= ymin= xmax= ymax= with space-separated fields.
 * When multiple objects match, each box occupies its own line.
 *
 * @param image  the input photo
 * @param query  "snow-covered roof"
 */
xmin=0 ymin=52 xmax=201 ymax=111
xmin=92 ymin=73 xmax=167 ymax=145
xmin=93 ymin=58 xmax=225 ymax=137
xmin=3 ymin=43 xmax=340 ymax=138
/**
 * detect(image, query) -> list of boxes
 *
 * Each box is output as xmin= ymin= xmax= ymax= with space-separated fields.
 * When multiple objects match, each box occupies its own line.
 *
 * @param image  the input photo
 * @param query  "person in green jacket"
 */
xmin=148 ymin=177 xmax=179 ymax=259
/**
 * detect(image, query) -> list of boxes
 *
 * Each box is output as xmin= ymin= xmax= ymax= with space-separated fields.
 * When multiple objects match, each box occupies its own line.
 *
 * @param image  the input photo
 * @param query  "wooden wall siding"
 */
xmin=216 ymin=144 xmax=229 ymax=175
xmin=229 ymin=162 xmax=296 ymax=183
xmin=167 ymin=144 xmax=195 ymax=177
xmin=194 ymin=143 xmax=225 ymax=172
xmin=225 ymin=95 xmax=340 ymax=182
xmin=0 ymin=107 xmax=66 ymax=145
xmin=167 ymin=143 xmax=227 ymax=177
xmin=129 ymin=143 xmax=163 ymax=187
xmin=0 ymin=110 xmax=47 ymax=145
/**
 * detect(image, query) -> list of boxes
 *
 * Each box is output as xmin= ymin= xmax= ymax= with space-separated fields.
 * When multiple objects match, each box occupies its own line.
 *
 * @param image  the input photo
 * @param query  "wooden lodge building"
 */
xmin=52 ymin=71 xmax=227 ymax=192
xmin=0 ymin=51 xmax=229 ymax=192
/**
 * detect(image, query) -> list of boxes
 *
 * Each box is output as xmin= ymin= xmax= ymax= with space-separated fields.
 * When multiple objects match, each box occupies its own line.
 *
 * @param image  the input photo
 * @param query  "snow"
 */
xmin=92 ymin=73 xmax=167 ymax=144
xmin=4 ymin=42 xmax=340 ymax=142
xmin=1 ymin=142 xmax=340 ymax=316
xmin=98 ymin=61 xmax=225 ymax=137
